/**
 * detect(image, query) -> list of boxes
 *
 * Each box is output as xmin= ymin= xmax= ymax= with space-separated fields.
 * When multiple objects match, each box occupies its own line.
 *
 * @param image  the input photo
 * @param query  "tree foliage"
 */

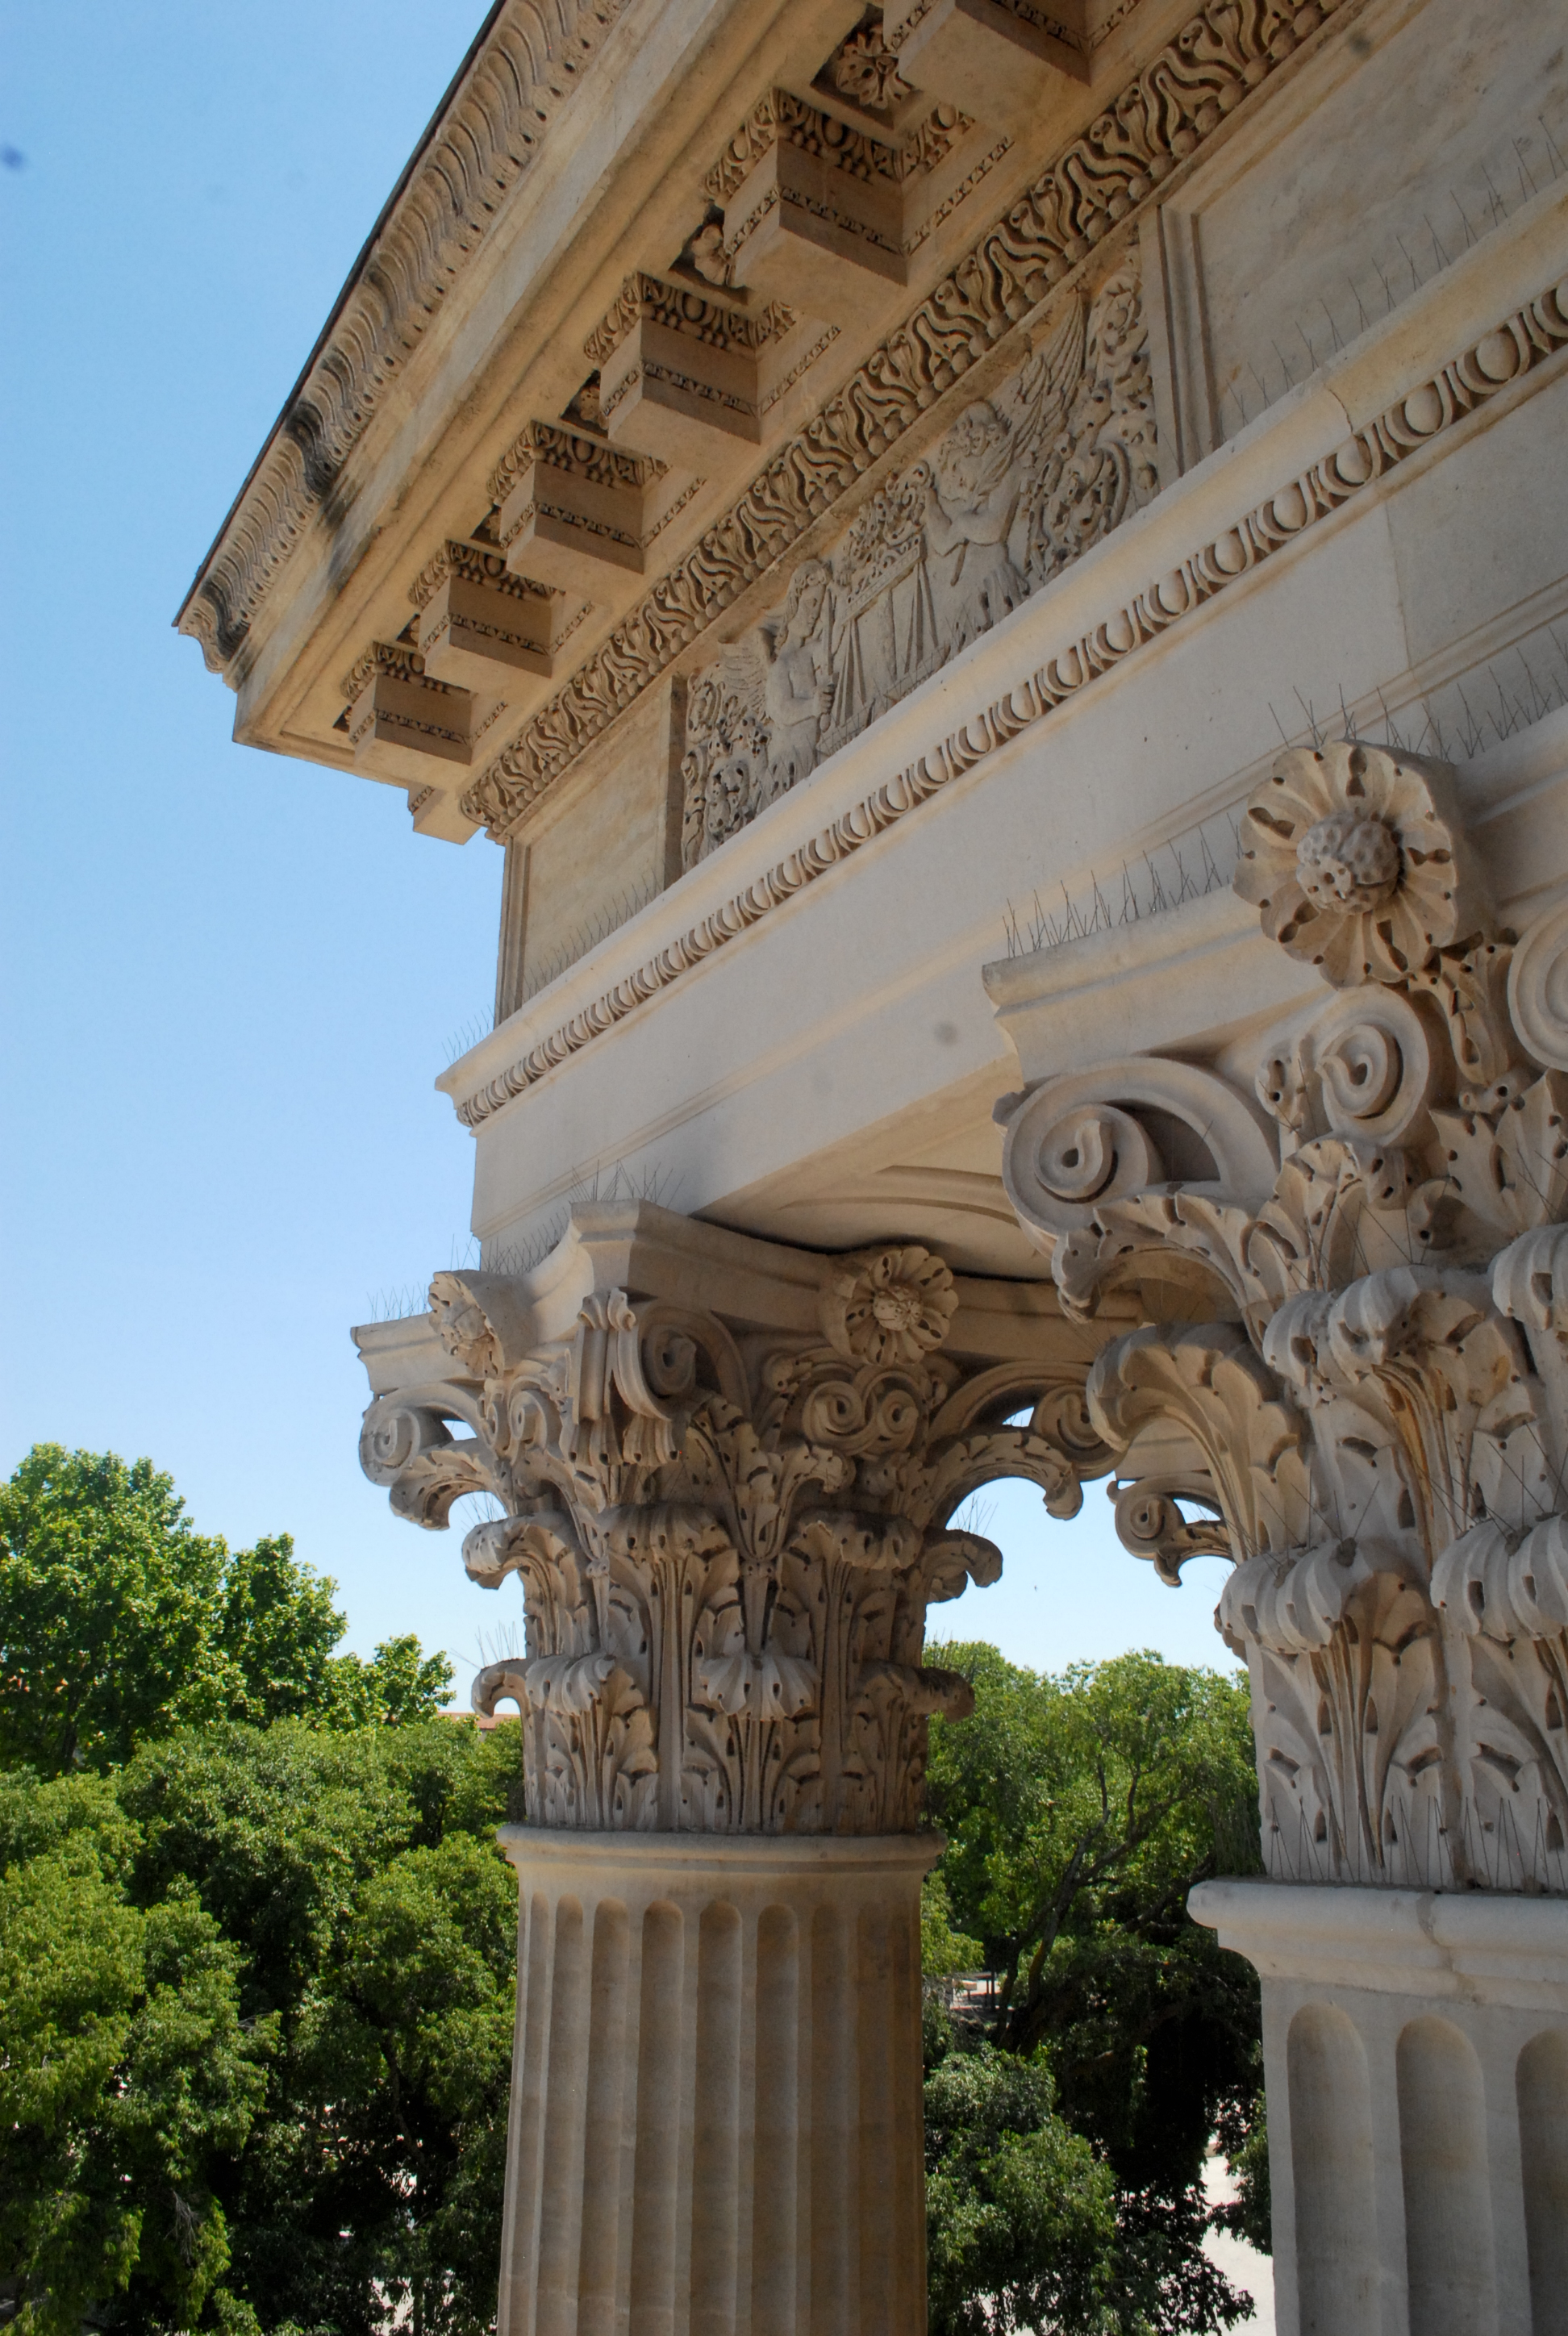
xmin=924 ymin=2043 xmax=1116 ymax=2336
xmin=0 ymin=1445 xmax=453 ymax=1776
xmin=0 ymin=1771 xmax=274 ymax=2334
xmin=0 ymin=1444 xmax=511 ymax=2334
xmin=0 ymin=1723 xmax=523 ymax=2336
xmin=923 ymin=1642 xmax=1267 ymax=2334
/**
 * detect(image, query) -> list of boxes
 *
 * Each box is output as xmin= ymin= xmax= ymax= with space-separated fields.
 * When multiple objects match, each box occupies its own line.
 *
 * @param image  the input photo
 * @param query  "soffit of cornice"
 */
xmin=208 ymin=0 xmax=898 ymax=749
xmin=176 ymin=0 xmax=875 ymax=686
xmin=175 ymin=0 xmax=645 ymax=675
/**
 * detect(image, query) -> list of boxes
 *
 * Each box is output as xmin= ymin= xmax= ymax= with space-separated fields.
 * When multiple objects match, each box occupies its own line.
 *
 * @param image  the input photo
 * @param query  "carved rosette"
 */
xmin=995 ymin=738 xmax=1568 ymax=1892
xmin=361 ymin=1236 xmax=1112 ymax=1834
xmin=1235 ymin=741 xmax=1490 ymax=987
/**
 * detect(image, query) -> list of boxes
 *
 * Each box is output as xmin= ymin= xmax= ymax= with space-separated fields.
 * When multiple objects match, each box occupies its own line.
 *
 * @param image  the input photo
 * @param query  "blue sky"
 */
xmin=0 ymin=3 xmax=1237 ymax=1692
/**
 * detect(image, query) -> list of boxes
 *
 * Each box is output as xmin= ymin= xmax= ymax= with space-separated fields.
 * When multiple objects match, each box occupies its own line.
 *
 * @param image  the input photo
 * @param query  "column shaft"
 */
xmin=495 ymin=1830 xmax=937 ymax=2336
xmin=1192 ymin=1880 xmax=1568 ymax=2336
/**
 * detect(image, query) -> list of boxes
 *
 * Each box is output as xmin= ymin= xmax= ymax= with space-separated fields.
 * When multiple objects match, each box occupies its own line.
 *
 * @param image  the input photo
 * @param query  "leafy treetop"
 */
xmin=0 ymin=1444 xmax=453 ymax=1774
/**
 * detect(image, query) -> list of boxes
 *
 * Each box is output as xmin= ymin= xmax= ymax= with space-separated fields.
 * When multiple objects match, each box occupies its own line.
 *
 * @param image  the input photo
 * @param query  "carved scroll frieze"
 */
xmin=361 ymin=1229 xmax=1116 ymax=1833
xmin=678 ymin=264 xmax=1155 ymax=866
xmin=993 ymin=735 xmax=1568 ymax=1892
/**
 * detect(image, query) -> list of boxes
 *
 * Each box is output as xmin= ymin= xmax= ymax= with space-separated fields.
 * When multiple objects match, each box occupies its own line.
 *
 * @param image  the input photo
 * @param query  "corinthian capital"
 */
xmin=356 ymin=1205 xmax=1119 ymax=1835
xmin=988 ymin=730 xmax=1568 ymax=1892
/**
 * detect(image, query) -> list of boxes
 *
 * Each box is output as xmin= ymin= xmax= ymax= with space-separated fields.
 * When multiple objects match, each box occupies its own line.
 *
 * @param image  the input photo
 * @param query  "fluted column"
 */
xmin=357 ymin=1208 xmax=1119 ymax=2333
xmin=1191 ymin=1881 xmax=1568 ymax=2336
xmin=494 ymin=1832 xmax=935 ymax=2336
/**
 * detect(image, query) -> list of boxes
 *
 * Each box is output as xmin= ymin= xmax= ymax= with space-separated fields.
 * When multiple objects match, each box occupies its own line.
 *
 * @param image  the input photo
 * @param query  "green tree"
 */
xmin=332 ymin=1833 xmax=518 ymax=2334
xmin=0 ymin=1445 xmax=457 ymax=1774
xmin=921 ymin=1870 xmax=984 ymax=1979
xmin=924 ymin=2040 xmax=1116 ymax=2336
xmin=0 ymin=1446 xmax=229 ymax=1771
xmin=0 ymin=1771 xmax=273 ymax=2334
xmin=924 ymin=1643 xmax=1265 ymax=2332
xmin=119 ymin=1716 xmax=521 ymax=2333
xmin=215 ymin=1531 xmax=347 ymax=1725
xmin=327 ymin=1633 xmax=457 ymax=1729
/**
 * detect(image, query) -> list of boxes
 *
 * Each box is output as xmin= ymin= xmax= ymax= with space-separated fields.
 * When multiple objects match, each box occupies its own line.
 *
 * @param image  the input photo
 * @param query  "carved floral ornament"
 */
xmin=995 ymin=740 xmax=1568 ymax=1891
xmin=360 ymin=1234 xmax=1116 ymax=1834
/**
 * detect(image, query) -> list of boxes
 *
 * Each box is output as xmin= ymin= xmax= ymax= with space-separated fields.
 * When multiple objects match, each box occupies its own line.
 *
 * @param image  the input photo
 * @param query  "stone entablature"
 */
xmin=461 ymin=0 xmax=1353 ymax=845
xmin=178 ymin=0 xmax=1397 ymax=836
xmin=440 ymin=224 xmax=1568 ymax=1127
xmin=994 ymin=740 xmax=1568 ymax=1893
xmin=357 ymin=1207 xmax=1123 ymax=1834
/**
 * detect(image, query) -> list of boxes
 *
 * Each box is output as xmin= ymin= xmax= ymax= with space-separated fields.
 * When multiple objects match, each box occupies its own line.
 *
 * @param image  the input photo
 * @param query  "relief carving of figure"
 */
xmin=761 ymin=560 xmax=833 ymax=802
xmin=924 ymin=401 xmax=1031 ymax=656
xmin=679 ymin=259 xmax=1157 ymax=870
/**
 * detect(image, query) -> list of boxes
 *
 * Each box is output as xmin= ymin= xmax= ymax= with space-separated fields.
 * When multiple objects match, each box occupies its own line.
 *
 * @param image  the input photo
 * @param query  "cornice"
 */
xmin=488 ymin=421 xmax=668 ymax=506
xmin=461 ymin=0 xmax=1365 ymax=843
xmin=444 ymin=269 xmax=1568 ymax=1128
xmin=407 ymin=541 xmax=557 ymax=615
xmin=173 ymin=0 xmax=635 ymax=680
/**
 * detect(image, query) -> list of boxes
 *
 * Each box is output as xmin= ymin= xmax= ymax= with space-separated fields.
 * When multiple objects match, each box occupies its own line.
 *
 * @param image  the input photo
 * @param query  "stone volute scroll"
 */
xmin=993 ymin=739 xmax=1568 ymax=1893
xmin=357 ymin=1208 xmax=1120 ymax=1838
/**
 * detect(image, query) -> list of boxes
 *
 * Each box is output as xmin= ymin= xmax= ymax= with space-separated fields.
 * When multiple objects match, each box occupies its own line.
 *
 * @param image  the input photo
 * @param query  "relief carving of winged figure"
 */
xmin=680 ymin=265 xmax=1153 ymax=868
xmin=759 ymin=560 xmax=833 ymax=802
xmin=923 ymin=292 xmax=1088 ymax=657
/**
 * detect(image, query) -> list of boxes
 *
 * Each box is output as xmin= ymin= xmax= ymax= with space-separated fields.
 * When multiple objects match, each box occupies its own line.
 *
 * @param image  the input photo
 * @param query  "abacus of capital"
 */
xmin=180 ymin=0 xmax=1568 ymax=2327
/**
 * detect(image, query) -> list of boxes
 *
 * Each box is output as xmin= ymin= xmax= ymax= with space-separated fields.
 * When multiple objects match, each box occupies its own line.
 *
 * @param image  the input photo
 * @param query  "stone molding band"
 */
xmin=498 ymin=1822 xmax=944 ymax=1876
xmin=449 ymin=271 xmax=1568 ymax=1129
